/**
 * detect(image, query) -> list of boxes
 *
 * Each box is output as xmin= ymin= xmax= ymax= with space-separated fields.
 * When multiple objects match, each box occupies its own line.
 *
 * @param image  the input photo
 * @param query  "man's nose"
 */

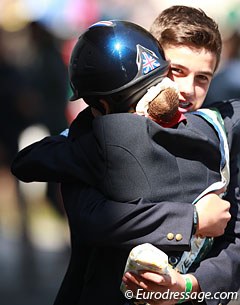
xmin=179 ymin=77 xmax=195 ymax=96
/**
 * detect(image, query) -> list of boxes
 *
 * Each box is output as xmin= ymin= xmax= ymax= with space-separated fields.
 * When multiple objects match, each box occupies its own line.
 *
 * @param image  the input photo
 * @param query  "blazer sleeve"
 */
xmin=62 ymin=183 xmax=194 ymax=251
xmin=11 ymin=134 xmax=100 ymax=186
xmin=11 ymin=106 xmax=98 ymax=183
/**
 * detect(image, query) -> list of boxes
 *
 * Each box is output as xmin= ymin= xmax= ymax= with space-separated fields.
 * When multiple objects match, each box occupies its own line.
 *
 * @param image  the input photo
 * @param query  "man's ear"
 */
xmin=91 ymin=107 xmax=103 ymax=117
xmin=100 ymin=99 xmax=111 ymax=114
xmin=91 ymin=99 xmax=110 ymax=117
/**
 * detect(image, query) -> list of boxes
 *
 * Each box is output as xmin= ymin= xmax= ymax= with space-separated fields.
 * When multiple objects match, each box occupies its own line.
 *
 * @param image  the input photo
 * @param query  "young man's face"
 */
xmin=164 ymin=46 xmax=217 ymax=112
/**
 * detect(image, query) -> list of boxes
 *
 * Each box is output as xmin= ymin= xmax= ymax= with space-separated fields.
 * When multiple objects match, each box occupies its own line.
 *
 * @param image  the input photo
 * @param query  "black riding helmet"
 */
xmin=69 ymin=20 xmax=170 ymax=112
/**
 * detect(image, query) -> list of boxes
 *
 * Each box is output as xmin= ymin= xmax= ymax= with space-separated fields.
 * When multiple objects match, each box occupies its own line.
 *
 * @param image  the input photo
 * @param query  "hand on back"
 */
xmin=195 ymin=193 xmax=231 ymax=237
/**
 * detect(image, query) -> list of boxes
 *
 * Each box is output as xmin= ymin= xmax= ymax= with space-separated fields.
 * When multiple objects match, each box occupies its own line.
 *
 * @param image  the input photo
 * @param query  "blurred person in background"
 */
xmin=0 ymin=2 xmax=99 ymax=304
xmin=26 ymin=22 xmax=69 ymax=215
xmin=0 ymin=29 xmax=26 ymax=168
xmin=204 ymin=29 xmax=240 ymax=104
xmin=0 ymin=21 xmax=69 ymax=216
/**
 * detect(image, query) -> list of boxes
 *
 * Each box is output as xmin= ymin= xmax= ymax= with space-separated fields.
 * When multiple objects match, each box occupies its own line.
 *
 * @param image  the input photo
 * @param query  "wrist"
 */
xmin=187 ymin=274 xmax=201 ymax=294
xmin=192 ymin=205 xmax=199 ymax=236
xmin=177 ymin=275 xmax=193 ymax=304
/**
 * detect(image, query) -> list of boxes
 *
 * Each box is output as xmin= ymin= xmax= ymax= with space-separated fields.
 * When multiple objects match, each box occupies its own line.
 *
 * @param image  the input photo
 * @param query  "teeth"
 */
xmin=179 ymin=101 xmax=190 ymax=108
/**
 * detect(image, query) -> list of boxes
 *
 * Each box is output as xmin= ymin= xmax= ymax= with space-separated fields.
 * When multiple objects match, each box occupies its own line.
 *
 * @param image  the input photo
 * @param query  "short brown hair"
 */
xmin=150 ymin=5 xmax=222 ymax=70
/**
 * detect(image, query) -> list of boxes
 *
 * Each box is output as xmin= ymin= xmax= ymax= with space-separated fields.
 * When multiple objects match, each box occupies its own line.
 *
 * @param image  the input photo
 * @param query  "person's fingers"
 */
xmin=124 ymin=272 xmax=171 ymax=292
xmin=124 ymin=272 xmax=149 ymax=290
xmin=138 ymin=271 xmax=172 ymax=286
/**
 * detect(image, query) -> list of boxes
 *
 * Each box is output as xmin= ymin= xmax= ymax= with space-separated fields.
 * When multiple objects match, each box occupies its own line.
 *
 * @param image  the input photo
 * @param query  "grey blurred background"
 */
xmin=0 ymin=0 xmax=239 ymax=304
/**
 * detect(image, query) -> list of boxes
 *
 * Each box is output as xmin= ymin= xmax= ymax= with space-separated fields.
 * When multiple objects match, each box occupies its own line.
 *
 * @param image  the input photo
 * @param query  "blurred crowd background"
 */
xmin=0 ymin=0 xmax=239 ymax=304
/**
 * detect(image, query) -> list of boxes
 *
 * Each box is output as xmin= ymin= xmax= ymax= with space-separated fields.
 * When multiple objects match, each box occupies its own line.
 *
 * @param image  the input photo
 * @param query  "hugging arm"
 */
xmin=62 ymin=182 xmax=194 ymax=251
xmin=12 ymin=135 xmax=76 ymax=182
xmin=11 ymin=134 xmax=101 ymax=185
xmin=61 ymin=183 xmax=230 ymax=252
xmin=11 ymin=106 xmax=95 ymax=183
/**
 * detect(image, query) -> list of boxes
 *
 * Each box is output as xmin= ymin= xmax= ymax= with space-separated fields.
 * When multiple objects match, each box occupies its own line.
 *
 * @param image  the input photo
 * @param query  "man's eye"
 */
xmin=196 ymin=75 xmax=210 ymax=83
xmin=171 ymin=67 xmax=183 ymax=74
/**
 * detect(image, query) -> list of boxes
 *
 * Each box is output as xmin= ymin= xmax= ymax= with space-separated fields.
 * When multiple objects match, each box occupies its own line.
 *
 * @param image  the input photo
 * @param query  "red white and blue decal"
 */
xmin=142 ymin=51 xmax=161 ymax=74
xmin=136 ymin=44 xmax=161 ymax=75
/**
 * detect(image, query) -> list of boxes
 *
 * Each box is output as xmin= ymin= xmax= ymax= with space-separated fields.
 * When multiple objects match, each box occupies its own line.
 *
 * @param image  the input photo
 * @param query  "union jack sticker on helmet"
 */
xmin=136 ymin=44 xmax=161 ymax=75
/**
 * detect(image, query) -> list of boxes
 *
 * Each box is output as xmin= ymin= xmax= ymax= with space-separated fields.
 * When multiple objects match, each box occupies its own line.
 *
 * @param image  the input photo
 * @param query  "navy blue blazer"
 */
xmin=11 ymin=100 xmax=240 ymax=305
